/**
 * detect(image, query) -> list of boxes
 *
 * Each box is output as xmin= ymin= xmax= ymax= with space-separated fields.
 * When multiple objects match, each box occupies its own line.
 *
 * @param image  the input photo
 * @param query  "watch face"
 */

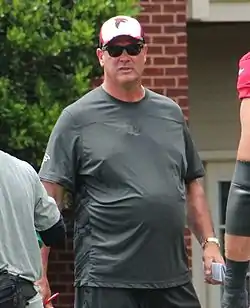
xmin=202 ymin=238 xmax=220 ymax=249
xmin=209 ymin=237 xmax=218 ymax=241
xmin=208 ymin=238 xmax=220 ymax=246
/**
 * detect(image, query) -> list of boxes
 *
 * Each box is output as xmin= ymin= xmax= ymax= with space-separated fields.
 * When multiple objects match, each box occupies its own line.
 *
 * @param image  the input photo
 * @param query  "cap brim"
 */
xmin=101 ymin=35 xmax=144 ymax=46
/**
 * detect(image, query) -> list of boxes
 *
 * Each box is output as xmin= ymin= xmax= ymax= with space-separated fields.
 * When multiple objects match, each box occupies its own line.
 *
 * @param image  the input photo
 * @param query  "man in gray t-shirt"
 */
xmin=0 ymin=150 xmax=66 ymax=307
xmin=39 ymin=15 xmax=224 ymax=308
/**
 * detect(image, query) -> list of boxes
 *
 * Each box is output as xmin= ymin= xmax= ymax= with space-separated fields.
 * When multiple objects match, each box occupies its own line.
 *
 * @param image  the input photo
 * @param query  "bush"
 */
xmin=0 ymin=0 xmax=139 ymax=165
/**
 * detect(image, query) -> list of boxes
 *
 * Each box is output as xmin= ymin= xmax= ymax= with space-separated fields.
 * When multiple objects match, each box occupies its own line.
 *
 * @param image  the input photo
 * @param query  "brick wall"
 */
xmin=48 ymin=1 xmax=190 ymax=307
xmin=138 ymin=0 xmax=189 ymax=119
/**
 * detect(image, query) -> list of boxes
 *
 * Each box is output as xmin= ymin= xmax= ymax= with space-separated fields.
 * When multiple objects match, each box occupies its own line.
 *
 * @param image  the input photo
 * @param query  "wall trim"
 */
xmin=199 ymin=150 xmax=236 ymax=162
xmin=188 ymin=1 xmax=250 ymax=22
xmin=209 ymin=2 xmax=250 ymax=22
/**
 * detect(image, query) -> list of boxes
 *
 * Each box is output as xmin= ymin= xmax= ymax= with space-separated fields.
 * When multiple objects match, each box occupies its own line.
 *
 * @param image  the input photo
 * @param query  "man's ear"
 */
xmin=96 ymin=48 xmax=104 ymax=67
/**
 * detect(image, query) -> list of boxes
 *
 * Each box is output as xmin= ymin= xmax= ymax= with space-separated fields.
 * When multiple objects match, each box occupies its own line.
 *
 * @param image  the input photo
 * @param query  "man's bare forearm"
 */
xmin=41 ymin=246 xmax=51 ymax=277
xmin=186 ymin=179 xmax=215 ymax=244
xmin=42 ymin=181 xmax=65 ymax=211
xmin=40 ymin=181 xmax=65 ymax=276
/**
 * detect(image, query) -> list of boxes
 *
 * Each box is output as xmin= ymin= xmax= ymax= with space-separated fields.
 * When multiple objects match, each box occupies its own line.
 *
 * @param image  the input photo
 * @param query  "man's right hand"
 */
xmin=35 ymin=276 xmax=53 ymax=308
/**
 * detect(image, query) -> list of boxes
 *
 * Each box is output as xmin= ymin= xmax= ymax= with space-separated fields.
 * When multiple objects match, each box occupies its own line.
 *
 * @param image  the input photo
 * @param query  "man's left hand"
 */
xmin=203 ymin=243 xmax=225 ymax=285
xmin=35 ymin=276 xmax=53 ymax=308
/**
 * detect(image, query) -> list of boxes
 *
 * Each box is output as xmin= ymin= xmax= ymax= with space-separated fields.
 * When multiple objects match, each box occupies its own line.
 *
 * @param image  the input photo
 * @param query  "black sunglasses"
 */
xmin=102 ymin=43 xmax=144 ymax=58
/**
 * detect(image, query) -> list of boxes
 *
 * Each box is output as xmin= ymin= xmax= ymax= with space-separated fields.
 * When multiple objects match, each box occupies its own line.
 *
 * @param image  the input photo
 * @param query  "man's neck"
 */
xmin=102 ymin=81 xmax=145 ymax=103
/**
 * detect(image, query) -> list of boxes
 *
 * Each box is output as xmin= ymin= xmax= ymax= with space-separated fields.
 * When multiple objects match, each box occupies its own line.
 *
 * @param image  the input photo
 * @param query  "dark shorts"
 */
xmin=74 ymin=281 xmax=201 ymax=308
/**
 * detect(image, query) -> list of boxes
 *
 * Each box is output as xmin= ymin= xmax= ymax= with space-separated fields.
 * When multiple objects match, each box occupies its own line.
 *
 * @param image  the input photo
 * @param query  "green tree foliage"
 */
xmin=0 ymin=0 xmax=139 ymax=166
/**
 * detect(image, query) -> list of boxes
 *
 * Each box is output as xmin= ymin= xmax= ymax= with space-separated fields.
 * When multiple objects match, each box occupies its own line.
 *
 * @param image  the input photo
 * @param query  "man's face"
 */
xmin=96 ymin=36 xmax=147 ymax=87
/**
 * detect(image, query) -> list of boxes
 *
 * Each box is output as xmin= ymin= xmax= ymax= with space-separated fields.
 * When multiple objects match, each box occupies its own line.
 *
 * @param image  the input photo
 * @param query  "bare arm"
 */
xmin=40 ymin=181 xmax=64 ymax=277
xmin=186 ymin=179 xmax=215 ymax=244
xmin=187 ymin=178 xmax=224 ymax=282
xmin=35 ymin=181 xmax=65 ymax=307
xmin=225 ymin=98 xmax=250 ymax=261
xmin=42 ymin=181 xmax=65 ymax=211
xmin=40 ymin=246 xmax=50 ymax=277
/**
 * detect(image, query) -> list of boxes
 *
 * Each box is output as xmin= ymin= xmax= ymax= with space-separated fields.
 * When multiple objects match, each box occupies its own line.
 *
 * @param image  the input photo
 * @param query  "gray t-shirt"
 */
xmin=39 ymin=87 xmax=204 ymax=288
xmin=0 ymin=151 xmax=60 ymax=282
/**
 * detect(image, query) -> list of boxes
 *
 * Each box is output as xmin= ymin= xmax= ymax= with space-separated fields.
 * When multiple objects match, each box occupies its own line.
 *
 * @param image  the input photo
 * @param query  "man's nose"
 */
xmin=119 ymin=52 xmax=130 ymax=61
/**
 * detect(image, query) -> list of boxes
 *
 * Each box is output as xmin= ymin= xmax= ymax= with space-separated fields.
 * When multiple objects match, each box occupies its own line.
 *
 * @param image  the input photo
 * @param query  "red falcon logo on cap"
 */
xmin=115 ymin=17 xmax=128 ymax=28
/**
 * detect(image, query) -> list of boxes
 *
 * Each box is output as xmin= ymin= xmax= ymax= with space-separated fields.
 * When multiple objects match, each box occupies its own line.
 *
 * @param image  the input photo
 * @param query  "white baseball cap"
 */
xmin=99 ymin=15 xmax=145 ymax=47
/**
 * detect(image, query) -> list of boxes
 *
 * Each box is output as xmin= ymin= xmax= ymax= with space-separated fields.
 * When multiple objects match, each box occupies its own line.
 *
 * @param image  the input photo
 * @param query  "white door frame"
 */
xmin=192 ymin=150 xmax=236 ymax=308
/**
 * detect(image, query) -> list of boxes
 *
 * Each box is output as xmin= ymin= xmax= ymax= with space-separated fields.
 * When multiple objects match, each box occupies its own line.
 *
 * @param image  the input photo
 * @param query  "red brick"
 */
xmin=163 ymin=4 xmax=186 ymax=13
xmin=167 ymin=88 xmax=188 ymax=98
xmin=151 ymin=14 xmax=174 ymax=24
xmin=185 ymin=237 xmax=192 ymax=247
xmin=165 ymin=66 xmax=187 ymax=76
xmin=177 ymin=34 xmax=187 ymax=45
xmin=147 ymin=45 xmax=164 ymax=55
xmin=57 ymin=252 xmax=74 ymax=261
xmin=142 ymin=4 xmax=162 ymax=13
xmin=142 ymin=77 xmax=153 ymax=87
xmin=176 ymin=13 xmax=187 ymax=23
xmin=144 ymin=67 xmax=164 ymax=76
xmin=177 ymin=55 xmax=187 ymax=65
xmin=154 ymin=77 xmax=176 ymax=87
xmin=164 ymin=25 xmax=186 ymax=34
xmin=176 ymin=0 xmax=187 ymax=4
xmin=145 ymin=57 xmax=152 ymax=65
xmin=152 ymin=88 xmax=165 ymax=95
xmin=165 ymin=45 xmax=187 ymax=55
xmin=48 ymin=262 xmax=67 ymax=273
xmin=58 ymin=294 xmax=75 ymax=305
xmin=49 ymin=283 xmax=68 ymax=293
xmin=92 ymin=77 xmax=103 ymax=88
xmin=178 ymin=97 xmax=189 ymax=108
xmin=137 ymin=14 xmax=151 ymax=24
xmin=49 ymin=249 xmax=60 ymax=260
xmin=152 ymin=35 xmax=175 ymax=45
xmin=184 ymin=228 xmax=191 ymax=236
xmin=144 ymin=35 xmax=152 ymax=44
xmin=66 ymin=262 xmax=74 ymax=272
xmin=178 ymin=76 xmax=188 ymax=87
xmin=153 ymin=0 xmax=175 ymax=2
xmin=47 ymin=273 xmax=58 ymax=282
xmin=143 ymin=25 xmax=162 ymax=34
xmin=187 ymin=257 xmax=192 ymax=269
xmin=153 ymin=56 xmax=175 ymax=65
xmin=58 ymin=273 xmax=74 ymax=281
